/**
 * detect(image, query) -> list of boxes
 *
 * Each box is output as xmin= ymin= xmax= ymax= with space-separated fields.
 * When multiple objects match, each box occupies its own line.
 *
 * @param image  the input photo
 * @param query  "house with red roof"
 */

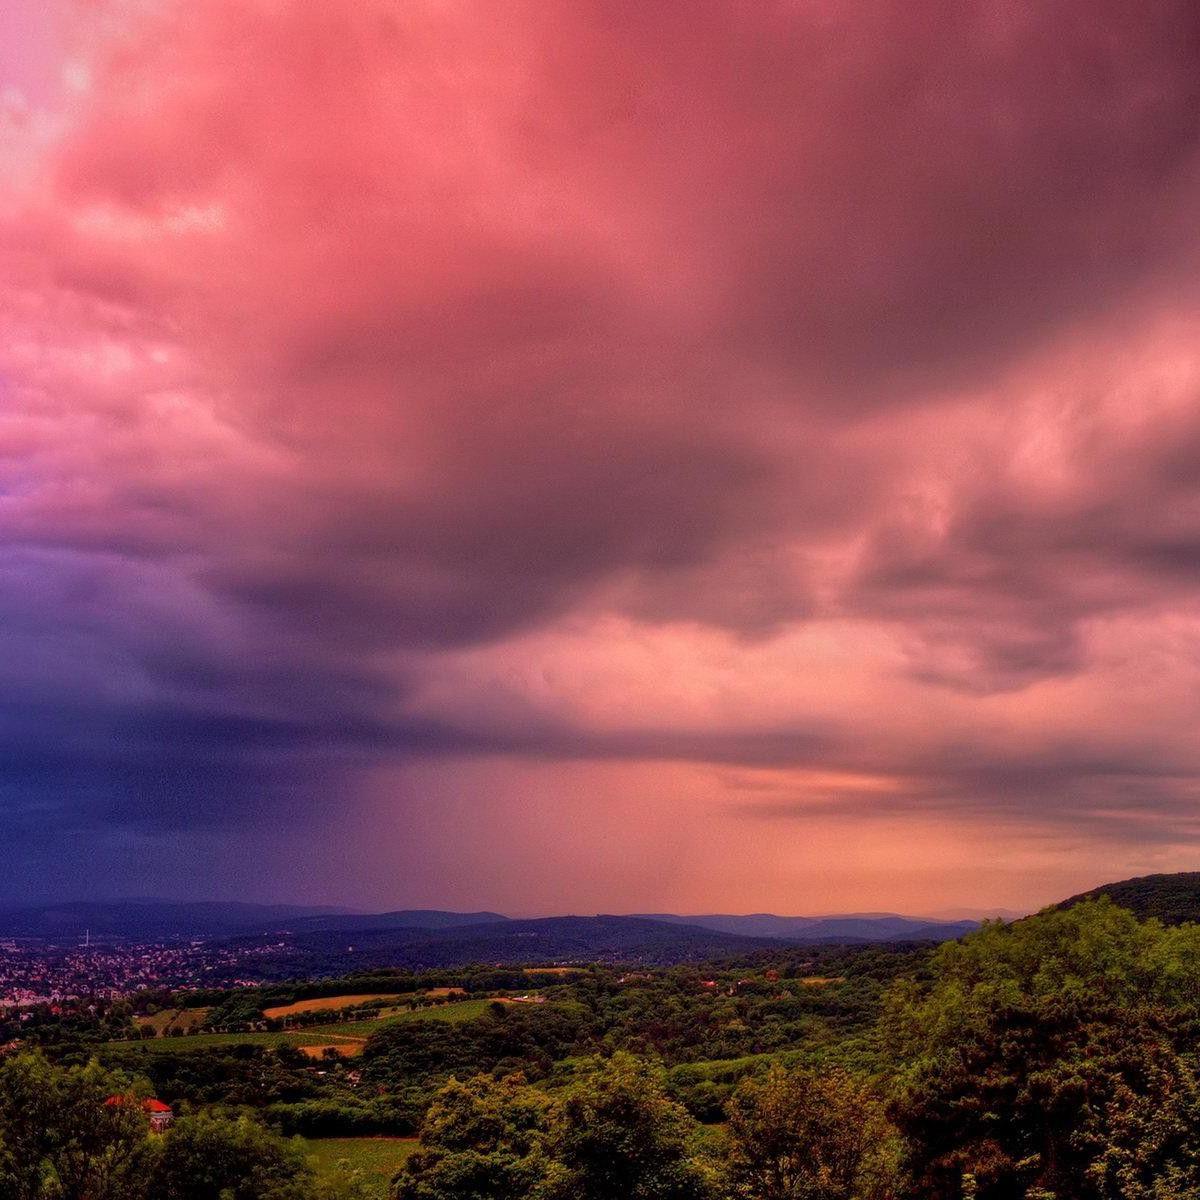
xmin=105 ymin=1095 xmax=174 ymax=1133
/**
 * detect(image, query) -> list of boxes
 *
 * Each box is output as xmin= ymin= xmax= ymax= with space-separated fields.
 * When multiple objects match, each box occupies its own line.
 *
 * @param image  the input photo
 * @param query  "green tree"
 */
xmin=540 ymin=1053 xmax=713 ymax=1200
xmin=884 ymin=901 xmax=1200 ymax=1200
xmin=155 ymin=1111 xmax=316 ymax=1200
xmin=0 ymin=1051 xmax=322 ymax=1200
xmin=0 ymin=1053 xmax=60 ymax=1200
xmin=725 ymin=1065 xmax=896 ymax=1200
xmin=391 ymin=1073 xmax=551 ymax=1200
xmin=45 ymin=1062 xmax=153 ymax=1200
xmin=0 ymin=1054 xmax=151 ymax=1200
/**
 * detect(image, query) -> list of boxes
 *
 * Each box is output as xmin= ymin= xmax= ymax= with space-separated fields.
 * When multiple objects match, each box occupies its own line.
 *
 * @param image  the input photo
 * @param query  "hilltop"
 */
xmin=1057 ymin=872 xmax=1200 ymax=925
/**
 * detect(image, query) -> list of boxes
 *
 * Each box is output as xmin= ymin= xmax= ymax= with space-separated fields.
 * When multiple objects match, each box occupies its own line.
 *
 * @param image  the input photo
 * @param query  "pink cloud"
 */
xmin=2 ymin=0 xmax=1200 ymax=907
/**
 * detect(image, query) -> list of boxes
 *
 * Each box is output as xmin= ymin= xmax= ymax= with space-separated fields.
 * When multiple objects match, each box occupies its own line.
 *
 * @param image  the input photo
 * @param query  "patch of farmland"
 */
xmin=316 ymin=996 xmax=499 ymax=1037
xmin=104 ymin=1029 xmax=364 ymax=1053
xmin=263 ymin=993 xmax=406 ymax=1019
xmin=134 ymin=1007 xmax=210 ymax=1036
xmin=107 ymin=996 xmax=536 ymax=1055
xmin=297 ymin=1042 xmax=364 ymax=1059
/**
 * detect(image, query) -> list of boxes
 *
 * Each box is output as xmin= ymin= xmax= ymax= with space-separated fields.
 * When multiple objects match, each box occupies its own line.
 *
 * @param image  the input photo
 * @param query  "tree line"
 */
xmin=9 ymin=898 xmax=1200 ymax=1198
xmin=394 ymin=899 xmax=1200 ymax=1200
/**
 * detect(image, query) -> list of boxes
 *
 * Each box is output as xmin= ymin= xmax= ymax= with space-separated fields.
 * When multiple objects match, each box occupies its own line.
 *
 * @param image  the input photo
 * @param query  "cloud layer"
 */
xmin=3 ymin=0 xmax=1200 ymax=910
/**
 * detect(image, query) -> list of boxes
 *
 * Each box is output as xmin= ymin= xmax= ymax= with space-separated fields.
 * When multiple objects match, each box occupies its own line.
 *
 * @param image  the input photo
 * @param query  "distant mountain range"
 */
xmin=632 ymin=912 xmax=979 ymax=941
xmin=268 ymin=915 xmax=799 ymax=971
xmin=286 ymin=909 xmax=508 ymax=934
xmin=0 ymin=899 xmax=977 ymax=946
xmin=2 ymin=874 xmax=1194 ymax=969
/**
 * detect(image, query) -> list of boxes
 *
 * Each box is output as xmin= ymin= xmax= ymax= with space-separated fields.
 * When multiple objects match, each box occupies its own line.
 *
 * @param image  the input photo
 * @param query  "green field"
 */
xmin=105 ymin=1029 xmax=365 ymax=1053
xmin=322 ymin=997 xmax=496 ymax=1036
xmin=667 ymin=1049 xmax=808 ymax=1083
xmin=299 ymin=1137 xmax=418 ymax=1198
xmin=105 ymin=997 xmax=506 ymax=1053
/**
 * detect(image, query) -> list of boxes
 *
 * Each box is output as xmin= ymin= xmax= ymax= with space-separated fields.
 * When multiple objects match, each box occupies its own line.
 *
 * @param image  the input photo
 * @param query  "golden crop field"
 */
xmin=262 ymin=993 xmax=404 ymax=1019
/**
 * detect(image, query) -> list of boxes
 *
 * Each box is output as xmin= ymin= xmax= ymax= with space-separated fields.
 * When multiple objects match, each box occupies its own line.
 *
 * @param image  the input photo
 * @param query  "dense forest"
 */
xmin=1057 ymin=871 xmax=1200 ymax=926
xmin=6 ymin=897 xmax=1200 ymax=1198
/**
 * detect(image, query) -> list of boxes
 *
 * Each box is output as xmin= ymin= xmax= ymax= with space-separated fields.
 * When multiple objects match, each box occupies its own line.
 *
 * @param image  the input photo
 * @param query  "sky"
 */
xmin=2 ymin=1 xmax=1200 ymax=916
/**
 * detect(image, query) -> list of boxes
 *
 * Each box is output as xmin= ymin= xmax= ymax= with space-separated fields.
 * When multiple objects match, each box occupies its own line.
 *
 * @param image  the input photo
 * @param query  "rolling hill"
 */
xmin=222 ymin=912 xmax=982 ymax=976
xmin=267 ymin=915 xmax=787 ymax=969
xmin=0 ymin=901 xmax=980 ymax=960
xmin=1057 ymin=872 xmax=1200 ymax=925
xmin=636 ymin=913 xmax=979 ymax=941
xmin=284 ymin=909 xmax=509 ymax=934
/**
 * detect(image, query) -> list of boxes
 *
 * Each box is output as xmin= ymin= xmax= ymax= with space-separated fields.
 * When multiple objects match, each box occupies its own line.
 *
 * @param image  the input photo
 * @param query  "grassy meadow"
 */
xmin=299 ymin=1136 xmax=418 ymax=1198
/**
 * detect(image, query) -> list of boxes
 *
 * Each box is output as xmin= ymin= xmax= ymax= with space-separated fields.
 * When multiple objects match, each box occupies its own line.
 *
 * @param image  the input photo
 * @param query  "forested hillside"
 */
xmin=9 ymin=891 xmax=1200 ymax=1198
xmin=1057 ymin=870 xmax=1200 ymax=925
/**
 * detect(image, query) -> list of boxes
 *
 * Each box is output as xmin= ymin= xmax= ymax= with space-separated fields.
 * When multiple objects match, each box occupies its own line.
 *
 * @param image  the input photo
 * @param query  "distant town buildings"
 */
xmin=0 ymin=938 xmax=296 ymax=1006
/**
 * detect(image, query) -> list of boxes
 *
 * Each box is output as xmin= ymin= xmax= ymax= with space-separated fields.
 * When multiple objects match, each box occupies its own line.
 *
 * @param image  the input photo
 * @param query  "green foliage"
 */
xmin=100 ymin=1040 xmax=323 ymax=1108
xmin=893 ymin=897 xmax=1200 ymax=1025
xmin=394 ymin=1054 xmax=713 ymax=1200
xmin=893 ymin=999 xmax=1200 ymax=1200
xmin=155 ymin=1111 xmax=316 ymax=1200
xmin=300 ymin=1137 xmax=417 ymax=1200
xmin=205 ymin=990 xmax=269 ymax=1030
xmin=106 ymin=1030 xmax=362 ymax=1053
xmin=1058 ymin=872 xmax=1200 ymax=926
xmin=540 ymin=1053 xmax=714 ymax=1200
xmin=43 ymin=1062 xmax=153 ymax=1200
xmin=270 ymin=1096 xmax=421 ymax=1139
xmin=0 ymin=1051 xmax=59 ymax=1200
xmin=331 ymin=999 xmax=500 ymax=1036
xmin=392 ymin=1074 xmax=551 ymax=1200
xmin=361 ymin=1003 xmax=590 ymax=1091
xmin=24 ymin=904 xmax=1200 ymax=1200
xmin=884 ymin=900 xmax=1200 ymax=1200
xmin=0 ymin=1054 xmax=151 ymax=1200
xmin=725 ymin=1064 xmax=897 ymax=1200
xmin=89 ymin=947 xmax=907 ymax=1134
xmin=0 ymin=1052 xmax=323 ymax=1200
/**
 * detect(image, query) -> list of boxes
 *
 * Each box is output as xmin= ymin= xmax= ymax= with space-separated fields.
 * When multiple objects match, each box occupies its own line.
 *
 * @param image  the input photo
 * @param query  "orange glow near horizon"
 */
xmin=1 ymin=1 xmax=1199 ymax=910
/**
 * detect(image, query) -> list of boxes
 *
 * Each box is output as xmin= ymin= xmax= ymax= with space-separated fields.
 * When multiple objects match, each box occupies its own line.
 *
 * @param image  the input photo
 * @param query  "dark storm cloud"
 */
xmin=2 ymin=0 xmax=1200 ymax=898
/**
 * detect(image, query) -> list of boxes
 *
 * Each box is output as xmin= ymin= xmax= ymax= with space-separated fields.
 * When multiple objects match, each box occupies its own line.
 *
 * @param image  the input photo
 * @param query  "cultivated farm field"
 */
xmin=108 ymin=996 xmax=512 ymax=1054
xmin=263 ymin=993 xmax=407 ymax=1019
xmin=311 ymin=997 xmax=499 ymax=1038
xmin=108 ymin=1029 xmax=367 ymax=1053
